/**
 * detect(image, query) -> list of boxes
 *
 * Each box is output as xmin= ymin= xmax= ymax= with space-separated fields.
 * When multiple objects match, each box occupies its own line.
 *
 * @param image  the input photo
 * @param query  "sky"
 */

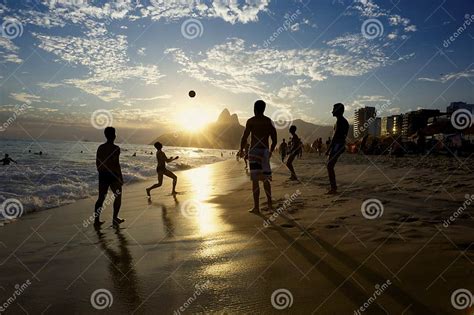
xmin=0 ymin=0 xmax=473 ymax=143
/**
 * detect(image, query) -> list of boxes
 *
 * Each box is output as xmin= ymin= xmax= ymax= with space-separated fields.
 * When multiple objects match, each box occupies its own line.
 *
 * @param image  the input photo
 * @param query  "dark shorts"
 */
xmin=98 ymin=172 xmax=122 ymax=195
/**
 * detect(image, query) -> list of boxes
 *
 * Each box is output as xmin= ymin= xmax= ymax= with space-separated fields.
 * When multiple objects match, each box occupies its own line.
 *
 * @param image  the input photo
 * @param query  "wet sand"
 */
xmin=0 ymin=154 xmax=473 ymax=314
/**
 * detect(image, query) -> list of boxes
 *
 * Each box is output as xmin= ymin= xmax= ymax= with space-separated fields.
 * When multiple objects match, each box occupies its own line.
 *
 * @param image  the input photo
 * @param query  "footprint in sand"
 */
xmin=325 ymin=224 xmax=340 ymax=229
xmin=280 ymin=223 xmax=295 ymax=228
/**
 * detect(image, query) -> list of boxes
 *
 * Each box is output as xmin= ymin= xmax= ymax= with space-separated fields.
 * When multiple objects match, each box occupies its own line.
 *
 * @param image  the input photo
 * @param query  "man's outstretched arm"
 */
xmin=270 ymin=124 xmax=277 ymax=154
xmin=240 ymin=120 xmax=251 ymax=153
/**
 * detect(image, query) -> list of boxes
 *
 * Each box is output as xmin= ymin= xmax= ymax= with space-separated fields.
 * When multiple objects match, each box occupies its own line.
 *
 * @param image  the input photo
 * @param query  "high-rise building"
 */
xmin=354 ymin=106 xmax=376 ymax=138
xmin=447 ymin=102 xmax=474 ymax=114
xmin=401 ymin=109 xmax=440 ymax=141
xmin=381 ymin=115 xmax=402 ymax=136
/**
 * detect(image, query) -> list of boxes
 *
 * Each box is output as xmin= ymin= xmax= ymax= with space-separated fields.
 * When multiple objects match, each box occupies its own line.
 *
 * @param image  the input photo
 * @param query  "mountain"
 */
xmin=151 ymin=109 xmax=349 ymax=149
xmin=151 ymin=109 xmax=244 ymax=149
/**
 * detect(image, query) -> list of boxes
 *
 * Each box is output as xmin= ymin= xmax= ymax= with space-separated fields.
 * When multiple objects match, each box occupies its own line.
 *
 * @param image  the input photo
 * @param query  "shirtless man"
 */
xmin=326 ymin=103 xmax=349 ymax=194
xmin=146 ymin=141 xmax=179 ymax=198
xmin=94 ymin=127 xmax=125 ymax=227
xmin=1 ymin=154 xmax=17 ymax=165
xmin=239 ymin=100 xmax=277 ymax=213
xmin=286 ymin=125 xmax=301 ymax=180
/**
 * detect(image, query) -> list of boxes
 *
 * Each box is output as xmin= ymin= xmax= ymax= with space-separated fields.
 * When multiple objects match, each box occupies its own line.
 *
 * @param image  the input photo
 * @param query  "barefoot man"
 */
xmin=239 ymin=100 xmax=277 ymax=213
xmin=94 ymin=127 xmax=125 ymax=227
xmin=326 ymin=103 xmax=349 ymax=194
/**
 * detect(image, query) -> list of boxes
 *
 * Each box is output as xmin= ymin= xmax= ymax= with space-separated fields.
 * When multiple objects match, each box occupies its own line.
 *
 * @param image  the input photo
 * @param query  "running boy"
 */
xmin=146 ymin=142 xmax=179 ymax=198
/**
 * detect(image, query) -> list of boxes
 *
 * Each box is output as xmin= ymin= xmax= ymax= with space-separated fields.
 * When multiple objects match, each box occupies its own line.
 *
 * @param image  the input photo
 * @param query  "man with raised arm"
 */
xmin=239 ymin=100 xmax=277 ymax=213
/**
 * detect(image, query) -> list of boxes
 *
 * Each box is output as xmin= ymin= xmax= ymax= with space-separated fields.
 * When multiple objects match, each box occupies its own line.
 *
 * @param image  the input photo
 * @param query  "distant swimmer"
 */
xmin=239 ymin=100 xmax=277 ymax=213
xmin=286 ymin=125 xmax=301 ymax=181
xmin=132 ymin=152 xmax=137 ymax=157
xmin=326 ymin=103 xmax=349 ymax=194
xmin=1 ymin=154 xmax=17 ymax=165
xmin=34 ymin=151 xmax=43 ymax=156
xmin=146 ymin=141 xmax=179 ymax=198
xmin=94 ymin=127 xmax=125 ymax=227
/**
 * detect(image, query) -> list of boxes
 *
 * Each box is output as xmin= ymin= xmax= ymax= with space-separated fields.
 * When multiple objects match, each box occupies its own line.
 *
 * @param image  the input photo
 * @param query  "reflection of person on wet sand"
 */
xmin=94 ymin=127 xmax=125 ymax=227
xmin=239 ymin=100 xmax=277 ymax=214
xmin=326 ymin=103 xmax=349 ymax=194
xmin=1 ymin=154 xmax=17 ymax=165
xmin=95 ymin=228 xmax=141 ymax=310
xmin=146 ymin=142 xmax=178 ymax=198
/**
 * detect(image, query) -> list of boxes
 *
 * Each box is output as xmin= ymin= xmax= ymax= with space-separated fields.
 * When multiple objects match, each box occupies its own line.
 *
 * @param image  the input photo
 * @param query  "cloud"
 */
xmin=166 ymin=36 xmax=410 ymax=110
xmin=0 ymin=32 xmax=22 ymax=64
xmin=10 ymin=92 xmax=41 ymax=104
xmin=33 ymin=31 xmax=164 ymax=102
xmin=417 ymin=69 xmax=474 ymax=83
xmin=142 ymin=0 xmax=270 ymax=24
xmin=131 ymin=94 xmax=173 ymax=101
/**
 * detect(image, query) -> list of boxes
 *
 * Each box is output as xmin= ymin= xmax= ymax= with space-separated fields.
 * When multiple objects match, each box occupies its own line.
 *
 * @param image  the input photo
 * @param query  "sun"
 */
xmin=175 ymin=107 xmax=215 ymax=132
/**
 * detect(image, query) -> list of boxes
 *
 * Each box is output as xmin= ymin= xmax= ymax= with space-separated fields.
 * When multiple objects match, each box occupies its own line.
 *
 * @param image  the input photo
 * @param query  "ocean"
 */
xmin=0 ymin=139 xmax=235 ymax=219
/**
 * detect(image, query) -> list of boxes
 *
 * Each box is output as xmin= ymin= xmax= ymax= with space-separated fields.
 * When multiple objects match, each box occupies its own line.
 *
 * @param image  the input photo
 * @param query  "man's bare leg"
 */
xmin=263 ymin=179 xmax=273 ymax=211
xmin=249 ymin=180 xmax=260 ymax=213
xmin=286 ymin=155 xmax=297 ymax=180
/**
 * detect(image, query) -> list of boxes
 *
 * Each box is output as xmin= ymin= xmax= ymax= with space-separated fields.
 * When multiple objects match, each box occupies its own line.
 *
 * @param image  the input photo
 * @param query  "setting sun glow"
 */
xmin=175 ymin=107 xmax=215 ymax=132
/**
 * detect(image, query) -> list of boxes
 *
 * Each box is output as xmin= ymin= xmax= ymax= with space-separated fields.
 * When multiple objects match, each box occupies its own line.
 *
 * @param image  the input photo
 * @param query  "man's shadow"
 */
xmin=95 ymin=227 xmax=141 ymax=311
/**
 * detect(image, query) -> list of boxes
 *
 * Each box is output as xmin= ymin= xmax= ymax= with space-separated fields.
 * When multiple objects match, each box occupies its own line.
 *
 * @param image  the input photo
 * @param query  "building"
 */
xmin=354 ymin=106 xmax=376 ymax=138
xmin=381 ymin=115 xmax=402 ymax=136
xmin=447 ymin=102 xmax=474 ymax=114
xmin=401 ymin=109 xmax=440 ymax=141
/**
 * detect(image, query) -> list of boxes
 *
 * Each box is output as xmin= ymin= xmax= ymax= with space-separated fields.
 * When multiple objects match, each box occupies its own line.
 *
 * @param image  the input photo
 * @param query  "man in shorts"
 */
xmin=94 ymin=127 xmax=125 ymax=227
xmin=239 ymin=100 xmax=277 ymax=213
xmin=146 ymin=142 xmax=179 ymax=198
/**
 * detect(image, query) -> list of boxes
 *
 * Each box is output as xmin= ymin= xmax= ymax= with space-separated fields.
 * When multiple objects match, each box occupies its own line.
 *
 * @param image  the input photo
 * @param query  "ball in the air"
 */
xmin=188 ymin=90 xmax=196 ymax=98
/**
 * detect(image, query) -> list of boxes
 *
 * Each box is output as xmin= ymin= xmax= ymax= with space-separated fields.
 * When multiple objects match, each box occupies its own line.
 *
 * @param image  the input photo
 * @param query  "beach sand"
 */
xmin=0 ymin=154 xmax=473 ymax=314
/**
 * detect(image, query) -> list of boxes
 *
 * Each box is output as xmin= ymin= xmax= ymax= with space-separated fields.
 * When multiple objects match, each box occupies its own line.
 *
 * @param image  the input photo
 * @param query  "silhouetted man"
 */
xmin=94 ymin=127 xmax=125 ymax=227
xmin=1 ymin=154 xmax=17 ymax=165
xmin=279 ymin=139 xmax=288 ymax=162
xmin=240 ymin=100 xmax=277 ymax=213
xmin=286 ymin=125 xmax=301 ymax=180
xmin=326 ymin=103 xmax=349 ymax=194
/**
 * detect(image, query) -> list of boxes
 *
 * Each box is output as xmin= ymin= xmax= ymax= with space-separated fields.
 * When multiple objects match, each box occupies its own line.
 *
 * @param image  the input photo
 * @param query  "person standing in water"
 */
xmin=146 ymin=142 xmax=179 ymax=198
xmin=94 ymin=127 xmax=125 ymax=227
xmin=1 ymin=154 xmax=17 ymax=165
xmin=326 ymin=103 xmax=349 ymax=194
xmin=239 ymin=100 xmax=277 ymax=213
xmin=286 ymin=125 xmax=301 ymax=180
